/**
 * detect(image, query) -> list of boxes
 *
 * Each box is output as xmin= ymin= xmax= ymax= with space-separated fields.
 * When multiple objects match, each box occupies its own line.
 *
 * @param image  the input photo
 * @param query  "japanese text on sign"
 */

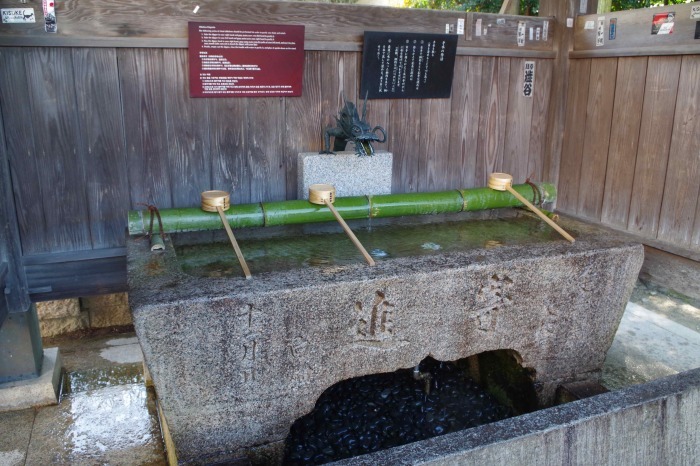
xmin=523 ymin=61 xmax=536 ymax=98
xmin=517 ymin=21 xmax=526 ymax=47
xmin=596 ymin=17 xmax=605 ymax=47
xmin=360 ymin=31 xmax=458 ymax=99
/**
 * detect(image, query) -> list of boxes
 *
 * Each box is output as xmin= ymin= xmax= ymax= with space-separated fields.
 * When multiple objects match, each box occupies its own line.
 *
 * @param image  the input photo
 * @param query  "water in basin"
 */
xmin=172 ymin=211 xmax=560 ymax=278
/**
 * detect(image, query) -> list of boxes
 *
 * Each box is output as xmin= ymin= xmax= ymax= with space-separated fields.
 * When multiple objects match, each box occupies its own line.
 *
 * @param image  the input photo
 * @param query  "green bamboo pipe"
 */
xmin=127 ymin=183 xmax=556 ymax=235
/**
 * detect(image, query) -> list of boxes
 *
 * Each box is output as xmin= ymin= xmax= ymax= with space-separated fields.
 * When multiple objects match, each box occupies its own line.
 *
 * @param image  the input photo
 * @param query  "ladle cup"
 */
xmin=308 ymin=184 xmax=376 ymax=266
xmin=488 ymin=173 xmax=575 ymax=243
xmin=201 ymin=190 xmax=252 ymax=279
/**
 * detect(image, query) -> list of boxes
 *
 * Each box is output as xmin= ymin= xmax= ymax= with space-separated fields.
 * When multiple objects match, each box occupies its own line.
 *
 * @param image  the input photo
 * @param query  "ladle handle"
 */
xmin=324 ymin=200 xmax=376 ymax=266
xmin=216 ymin=206 xmax=252 ymax=279
xmin=505 ymin=186 xmax=575 ymax=243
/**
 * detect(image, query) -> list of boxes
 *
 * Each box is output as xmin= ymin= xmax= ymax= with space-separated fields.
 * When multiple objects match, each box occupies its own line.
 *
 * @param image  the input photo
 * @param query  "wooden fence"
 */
xmin=2 ymin=0 xmax=698 ymax=300
xmin=0 ymin=1 xmax=555 ymax=299
xmin=559 ymin=4 xmax=700 ymax=253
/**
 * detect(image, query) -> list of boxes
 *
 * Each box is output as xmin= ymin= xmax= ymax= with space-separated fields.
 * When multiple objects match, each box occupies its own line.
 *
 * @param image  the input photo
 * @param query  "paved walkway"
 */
xmin=602 ymin=281 xmax=700 ymax=389
xmin=0 ymin=333 xmax=166 ymax=466
xmin=0 ymin=281 xmax=698 ymax=465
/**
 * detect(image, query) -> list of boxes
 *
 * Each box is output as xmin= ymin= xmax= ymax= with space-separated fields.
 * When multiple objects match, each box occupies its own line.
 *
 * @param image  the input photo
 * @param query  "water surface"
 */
xmin=174 ymin=212 xmax=558 ymax=278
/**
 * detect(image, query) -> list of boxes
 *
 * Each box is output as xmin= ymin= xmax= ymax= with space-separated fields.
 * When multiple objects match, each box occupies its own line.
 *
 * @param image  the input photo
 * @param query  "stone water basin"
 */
xmin=126 ymin=210 xmax=643 ymax=464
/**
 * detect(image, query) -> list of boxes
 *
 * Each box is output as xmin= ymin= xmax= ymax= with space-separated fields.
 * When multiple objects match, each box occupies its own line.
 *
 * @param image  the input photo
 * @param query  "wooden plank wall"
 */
xmin=0 ymin=0 xmax=556 ymax=299
xmin=558 ymin=55 xmax=700 ymax=251
xmin=0 ymin=47 xmax=554 ymax=258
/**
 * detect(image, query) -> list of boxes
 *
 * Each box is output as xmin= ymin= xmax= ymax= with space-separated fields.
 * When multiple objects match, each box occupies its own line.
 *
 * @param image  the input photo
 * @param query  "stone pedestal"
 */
xmin=127 ymin=214 xmax=643 ymax=464
xmin=297 ymin=151 xmax=392 ymax=199
xmin=0 ymin=348 xmax=61 ymax=412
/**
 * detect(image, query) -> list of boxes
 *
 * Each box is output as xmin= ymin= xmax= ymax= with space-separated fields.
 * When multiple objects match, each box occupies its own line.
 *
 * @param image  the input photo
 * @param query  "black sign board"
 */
xmin=360 ymin=31 xmax=458 ymax=99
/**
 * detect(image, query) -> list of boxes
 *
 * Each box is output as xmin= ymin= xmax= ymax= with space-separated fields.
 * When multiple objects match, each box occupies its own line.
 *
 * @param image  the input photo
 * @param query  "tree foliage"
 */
xmin=611 ymin=0 xmax=689 ymax=11
xmin=402 ymin=0 xmax=687 ymax=13
xmin=402 ymin=0 xmax=502 ymax=12
xmin=402 ymin=0 xmax=538 ymax=15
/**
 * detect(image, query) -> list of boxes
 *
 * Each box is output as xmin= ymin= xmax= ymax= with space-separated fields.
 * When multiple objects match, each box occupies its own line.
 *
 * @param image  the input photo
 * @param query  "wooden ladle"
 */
xmin=488 ymin=173 xmax=575 ymax=243
xmin=201 ymin=190 xmax=252 ymax=279
xmin=308 ymin=184 xmax=376 ymax=266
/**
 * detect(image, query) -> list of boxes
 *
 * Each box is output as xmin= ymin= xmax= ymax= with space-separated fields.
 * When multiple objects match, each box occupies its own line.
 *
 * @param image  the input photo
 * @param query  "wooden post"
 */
xmin=499 ymin=0 xmax=520 ymax=15
xmin=597 ymin=0 xmax=612 ymax=14
xmin=0 ymin=104 xmax=30 ymax=312
xmin=539 ymin=0 xmax=577 ymax=196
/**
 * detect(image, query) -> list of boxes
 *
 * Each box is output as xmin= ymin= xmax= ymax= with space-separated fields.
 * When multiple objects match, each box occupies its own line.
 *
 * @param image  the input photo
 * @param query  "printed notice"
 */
xmin=609 ymin=18 xmax=617 ymax=40
xmin=1 ymin=8 xmax=35 ymax=23
xmin=691 ymin=5 xmax=700 ymax=20
xmin=596 ymin=17 xmax=605 ymax=46
xmin=651 ymin=12 xmax=674 ymax=35
xmin=517 ymin=21 xmax=526 ymax=46
xmin=360 ymin=31 xmax=458 ymax=99
xmin=188 ymin=22 xmax=304 ymax=98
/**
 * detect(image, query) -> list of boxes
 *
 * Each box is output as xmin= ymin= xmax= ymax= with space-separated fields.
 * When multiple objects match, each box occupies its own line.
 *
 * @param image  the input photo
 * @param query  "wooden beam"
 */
xmin=23 ymin=249 xmax=127 ymax=301
xmin=0 ymin=0 xmax=469 ymax=47
xmin=575 ymin=3 xmax=700 ymax=53
xmin=640 ymin=247 xmax=700 ymax=302
xmin=571 ymin=45 xmax=700 ymax=59
xmin=0 ymin=0 xmax=555 ymax=54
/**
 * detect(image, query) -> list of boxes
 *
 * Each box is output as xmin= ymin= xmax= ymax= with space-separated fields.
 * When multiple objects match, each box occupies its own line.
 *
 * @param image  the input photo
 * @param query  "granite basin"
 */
xmin=126 ymin=210 xmax=643 ymax=464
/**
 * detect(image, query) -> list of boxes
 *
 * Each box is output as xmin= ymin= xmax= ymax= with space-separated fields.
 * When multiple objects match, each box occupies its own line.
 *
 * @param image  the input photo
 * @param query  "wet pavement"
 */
xmin=0 ymin=333 xmax=166 ymax=466
xmin=0 ymin=281 xmax=698 ymax=465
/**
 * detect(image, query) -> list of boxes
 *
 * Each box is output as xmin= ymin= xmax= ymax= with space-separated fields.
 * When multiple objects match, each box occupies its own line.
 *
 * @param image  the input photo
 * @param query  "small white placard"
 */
xmin=658 ymin=22 xmax=674 ymax=35
xmin=596 ymin=17 xmax=605 ymax=47
xmin=457 ymin=18 xmax=465 ymax=35
xmin=691 ymin=5 xmax=700 ymax=19
xmin=1 ymin=8 xmax=36 ymax=23
xmin=529 ymin=27 xmax=534 ymax=41
xmin=567 ymin=18 xmax=574 ymax=28
xmin=536 ymin=27 xmax=541 ymax=41
xmin=584 ymin=20 xmax=595 ymax=30
xmin=475 ymin=18 xmax=482 ymax=37
xmin=543 ymin=21 xmax=549 ymax=40
xmin=523 ymin=61 xmax=535 ymax=97
xmin=517 ymin=21 xmax=526 ymax=47
xmin=580 ymin=0 xmax=588 ymax=14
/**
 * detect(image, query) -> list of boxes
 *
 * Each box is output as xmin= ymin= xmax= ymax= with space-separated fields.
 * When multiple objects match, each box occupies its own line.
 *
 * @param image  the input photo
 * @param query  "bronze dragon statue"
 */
xmin=320 ymin=94 xmax=387 ymax=157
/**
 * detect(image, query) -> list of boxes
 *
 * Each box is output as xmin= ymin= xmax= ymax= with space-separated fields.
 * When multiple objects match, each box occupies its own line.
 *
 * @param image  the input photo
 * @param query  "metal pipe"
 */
xmin=127 ymin=183 xmax=557 ymax=235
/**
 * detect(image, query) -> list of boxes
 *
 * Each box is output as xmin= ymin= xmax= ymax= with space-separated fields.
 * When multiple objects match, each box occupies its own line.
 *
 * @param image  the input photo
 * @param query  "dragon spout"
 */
xmin=320 ymin=95 xmax=387 ymax=157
